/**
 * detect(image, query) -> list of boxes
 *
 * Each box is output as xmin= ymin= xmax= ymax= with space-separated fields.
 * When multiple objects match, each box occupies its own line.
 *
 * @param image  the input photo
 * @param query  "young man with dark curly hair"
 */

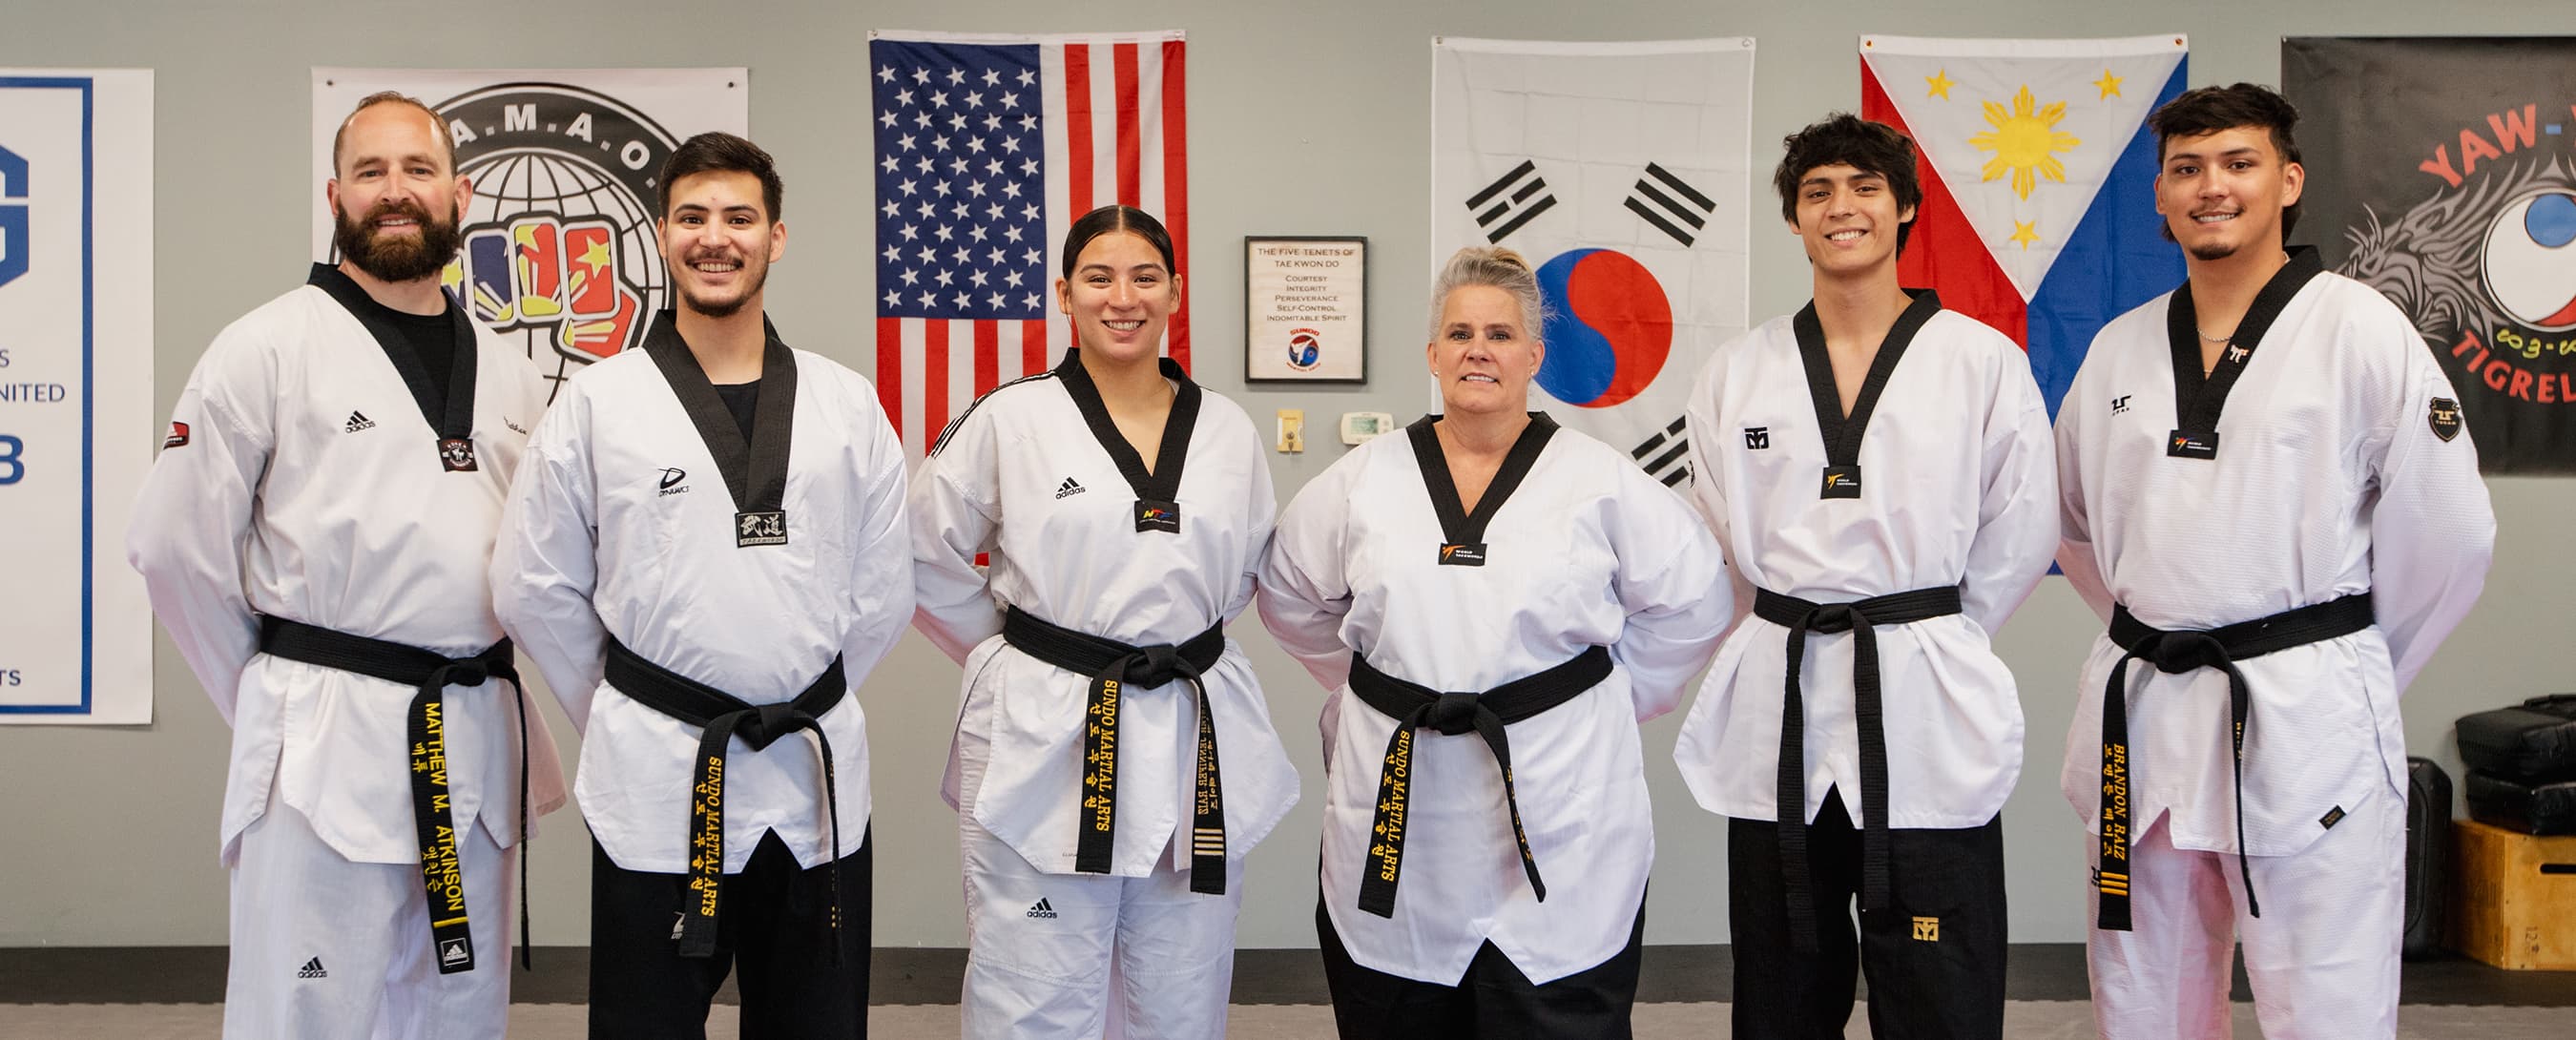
xmin=1675 ymin=113 xmax=2058 ymax=1039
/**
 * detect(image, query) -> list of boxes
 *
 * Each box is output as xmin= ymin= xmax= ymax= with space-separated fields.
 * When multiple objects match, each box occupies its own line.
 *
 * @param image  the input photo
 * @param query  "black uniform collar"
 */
xmin=307 ymin=263 xmax=483 ymax=471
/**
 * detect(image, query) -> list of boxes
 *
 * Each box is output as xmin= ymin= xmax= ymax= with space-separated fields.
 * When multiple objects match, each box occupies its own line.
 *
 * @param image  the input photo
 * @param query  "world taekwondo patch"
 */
xmin=2166 ymin=429 xmax=2219 ymax=460
xmin=2428 ymin=398 xmax=2463 ymax=442
xmin=1819 ymin=464 xmax=1863 ymax=499
xmin=162 ymin=421 xmax=190 ymax=449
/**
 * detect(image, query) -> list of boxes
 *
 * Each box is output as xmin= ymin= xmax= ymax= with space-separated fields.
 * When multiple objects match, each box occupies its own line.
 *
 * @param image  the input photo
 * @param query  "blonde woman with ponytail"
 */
xmin=1258 ymin=246 xmax=1731 ymax=1038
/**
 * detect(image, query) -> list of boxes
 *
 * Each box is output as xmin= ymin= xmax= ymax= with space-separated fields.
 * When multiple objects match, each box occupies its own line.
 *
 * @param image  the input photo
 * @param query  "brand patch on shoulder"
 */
xmin=2428 ymin=398 xmax=2462 ymax=442
xmin=2319 ymin=805 xmax=2346 ymax=830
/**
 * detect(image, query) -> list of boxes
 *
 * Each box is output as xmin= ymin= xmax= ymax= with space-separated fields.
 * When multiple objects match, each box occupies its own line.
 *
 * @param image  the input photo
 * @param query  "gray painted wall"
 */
xmin=5 ymin=0 xmax=2572 ymax=950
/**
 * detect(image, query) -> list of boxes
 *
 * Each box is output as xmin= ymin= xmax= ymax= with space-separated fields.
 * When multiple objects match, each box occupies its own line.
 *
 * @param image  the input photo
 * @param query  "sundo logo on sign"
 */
xmin=426 ymin=84 xmax=681 ymax=386
xmin=0 ymin=142 xmax=28 ymax=288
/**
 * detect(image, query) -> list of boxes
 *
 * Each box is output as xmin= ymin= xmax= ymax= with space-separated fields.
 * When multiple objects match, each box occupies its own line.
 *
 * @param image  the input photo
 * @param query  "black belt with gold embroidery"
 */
xmin=255 ymin=615 xmax=530 ymax=975
xmin=2094 ymin=593 xmax=2374 ymax=931
xmin=1002 ymin=606 xmax=1229 ymax=893
xmin=1344 ymin=646 xmax=1610 ymax=918
xmin=1754 ymin=585 xmax=1963 ymax=953
xmin=604 ymin=637 xmax=847 ymax=961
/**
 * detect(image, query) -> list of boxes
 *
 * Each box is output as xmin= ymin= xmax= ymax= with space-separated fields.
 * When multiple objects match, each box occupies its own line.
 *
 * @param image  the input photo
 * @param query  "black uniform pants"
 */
xmin=1729 ymin=791 xmax=2005 ymax=1039
xmin=1316 ymin=897 xmax=1646 ymax=1040
xmin=589 ymin=829 xmax=872 ymax=1039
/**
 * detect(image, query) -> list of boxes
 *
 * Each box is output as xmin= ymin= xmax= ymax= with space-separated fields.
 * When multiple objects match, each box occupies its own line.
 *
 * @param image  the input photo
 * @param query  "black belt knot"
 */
xmin=1131 ymin=642 xmax=1191 ymax=686
xmin=2092 ymin=592 xmax=2375 ymax=934
xmin=1001 ymin=607 xmax=1231 ymax=894
xmin=2132 ymin=631 xmax=2232 ymax=676
xmin=1752 ymin=585 xmax=1963 ymax=953
xmin=1345 ymin=645 xmax=1611 ymax=919
xmin=1426 ymin=692 xmax=1482 ymax=736
xmin=253 ymin=616 xmax=532 ymax=975
xmin=1802 ymin=603 xmax=1859 ymax=633
xmin=604 ymin=637 xmax=849 ymax=963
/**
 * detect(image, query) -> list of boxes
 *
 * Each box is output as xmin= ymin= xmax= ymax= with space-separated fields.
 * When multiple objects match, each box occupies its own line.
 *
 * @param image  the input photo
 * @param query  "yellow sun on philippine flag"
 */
xmin=1970 ymin=85 xmax=2082 ymax=199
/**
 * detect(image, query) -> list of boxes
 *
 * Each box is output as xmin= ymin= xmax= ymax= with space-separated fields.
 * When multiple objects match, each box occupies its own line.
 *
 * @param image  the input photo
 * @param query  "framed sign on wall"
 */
xmin=1245 ymin=236 xmax=1366 ymax=384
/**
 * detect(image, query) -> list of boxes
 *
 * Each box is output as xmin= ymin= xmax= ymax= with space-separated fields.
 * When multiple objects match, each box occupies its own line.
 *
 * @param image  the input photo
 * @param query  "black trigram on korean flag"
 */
xmin=1625 ymin=163 xmax=1717 ymax=246
xmin=1631 ymin=415 xmax=1692 ymax=488
xmin=1465 ymin=159 xmax=1557 ymax=243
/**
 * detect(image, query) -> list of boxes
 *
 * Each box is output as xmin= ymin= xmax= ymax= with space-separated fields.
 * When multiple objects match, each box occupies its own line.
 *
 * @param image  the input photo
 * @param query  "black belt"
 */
xmin=1002 ymin=606 xmax=1229 ymax=894
xmin=1753 ymin=585 xmax=1963 ymax=953
xmin=604 ymin=637 xmax=847 ymax=961
xmin=2094 ymin=593 xmax=2375 ymax=931
xmin=255 ymin=616 xmax=530 ymax=974
xmin=1345 ymin=645 xmax=1610 ymax=918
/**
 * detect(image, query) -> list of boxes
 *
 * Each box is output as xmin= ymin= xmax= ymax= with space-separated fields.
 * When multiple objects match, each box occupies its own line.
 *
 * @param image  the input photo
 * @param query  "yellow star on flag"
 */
xmin=2093 ymin=70 xmax=2124 ymax=99
xmin=2008 ymin=220 xmax=2041 ymax=250
xmin=1925 ymin=70 xmax=1958 ymax=100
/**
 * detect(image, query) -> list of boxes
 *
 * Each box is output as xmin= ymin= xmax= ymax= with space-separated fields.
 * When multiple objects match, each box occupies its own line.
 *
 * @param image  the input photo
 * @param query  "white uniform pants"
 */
xmin=224 ymin=792 xmax=517 ymax=1040
xmin=959 ymin=816 xmax=1245 ymax=1040
xmin=2088 ymin=785 xmax=2402 ymax=1040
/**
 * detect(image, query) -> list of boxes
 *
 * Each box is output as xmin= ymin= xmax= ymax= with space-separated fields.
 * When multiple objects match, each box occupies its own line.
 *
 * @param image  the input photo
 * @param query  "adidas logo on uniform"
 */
xmin=344 ymin=410 xmax=376 ymax=433
xmin=296 ymin=956 xmax=327 ymax=979
xmin=1055 ymin=477 xmax=1086 ymax=500
xmin=1026 ymin=898 xmax=1059 ymax=920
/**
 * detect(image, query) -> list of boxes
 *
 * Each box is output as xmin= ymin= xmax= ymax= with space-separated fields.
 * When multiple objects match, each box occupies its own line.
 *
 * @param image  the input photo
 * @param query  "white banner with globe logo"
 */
xmin=1431 ymin=37 xmax=1754 ymax=488
xmin=312 ymin=69 xmax=748 ymax=395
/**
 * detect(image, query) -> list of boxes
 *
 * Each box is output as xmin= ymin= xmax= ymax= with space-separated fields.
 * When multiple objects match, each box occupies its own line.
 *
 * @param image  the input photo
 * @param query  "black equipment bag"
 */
xmin=2455 ymin=695 xmax=2576 ymax=783
xmin=2463 ymin=769 xmax=2576 ymax=836
xmin=2401 ymin=757 xmax=2452 ymax=961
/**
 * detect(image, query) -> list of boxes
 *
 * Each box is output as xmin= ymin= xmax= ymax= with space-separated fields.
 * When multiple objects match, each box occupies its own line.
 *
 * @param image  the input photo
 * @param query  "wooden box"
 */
xmin=2450 ymin=818 xmax=2576 ymax=970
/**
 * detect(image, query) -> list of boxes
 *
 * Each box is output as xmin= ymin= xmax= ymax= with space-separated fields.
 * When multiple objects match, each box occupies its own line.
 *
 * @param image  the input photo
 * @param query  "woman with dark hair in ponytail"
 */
xmin=1259 ymin=246 xmax=1730 ymax=1038
xmin=912 ymin=204 xmax=1299 ymax=1039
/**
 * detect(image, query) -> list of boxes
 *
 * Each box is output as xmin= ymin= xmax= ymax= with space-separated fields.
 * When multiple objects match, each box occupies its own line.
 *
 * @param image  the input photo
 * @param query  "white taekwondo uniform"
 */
xmin=2055 ymin=249 xmax=2493 ymax=1039
xmin=491 ymin=318 xmax=910 ymax=876
xmin=913 ymin=351 xmax=1298 ymax=1040
xmin=130 ymin=264 xmax=567 ymax=1040
xmin=1677 ymin=293 xmax=2057 ymax=833
xmin=1674 ymin=291 xmax=2056 ymax=1039
xmin=1259 ymin=414 xmax=1729 ymax=988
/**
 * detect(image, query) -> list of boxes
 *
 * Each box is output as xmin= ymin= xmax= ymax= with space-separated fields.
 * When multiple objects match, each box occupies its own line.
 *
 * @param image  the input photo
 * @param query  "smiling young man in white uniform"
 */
xmin=491 ymin=132 xmax=911 ymax=1039
xmin=1675 ymin=113 xmax=2056 ymax=1040
xmin=2055 ymin=83 xmax=2493 ymax=1040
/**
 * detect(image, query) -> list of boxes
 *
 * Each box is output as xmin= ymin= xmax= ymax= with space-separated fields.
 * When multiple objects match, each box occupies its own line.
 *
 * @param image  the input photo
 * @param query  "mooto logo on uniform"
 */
xmin=430 ymin=84 xmax=680 ymax=385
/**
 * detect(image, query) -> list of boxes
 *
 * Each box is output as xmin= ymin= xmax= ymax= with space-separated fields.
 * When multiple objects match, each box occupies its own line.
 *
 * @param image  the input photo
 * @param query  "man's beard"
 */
xmin=335 ymin=198 xmax=462 ymax=283
xmin=2187 ymin=239 xmax=2241 ymax=262
xmin=676 ymin=255 xmax=767 ymax=320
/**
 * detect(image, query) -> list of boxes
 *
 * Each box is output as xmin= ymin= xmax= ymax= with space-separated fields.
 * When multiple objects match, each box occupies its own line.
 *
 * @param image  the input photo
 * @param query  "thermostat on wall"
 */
xmin=1340 ymin=412 xmax=1397 ymax=445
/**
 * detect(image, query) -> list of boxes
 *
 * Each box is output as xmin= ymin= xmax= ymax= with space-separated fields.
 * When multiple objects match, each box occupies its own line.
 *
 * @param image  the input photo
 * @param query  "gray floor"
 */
xmin=4 ymin=1001 xmax=2572 ymax=1038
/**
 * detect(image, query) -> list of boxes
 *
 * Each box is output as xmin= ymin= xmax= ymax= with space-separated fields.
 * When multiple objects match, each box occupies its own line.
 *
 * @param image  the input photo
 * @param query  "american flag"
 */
xmin=869 ymin=30 xmax=1191 ymax=457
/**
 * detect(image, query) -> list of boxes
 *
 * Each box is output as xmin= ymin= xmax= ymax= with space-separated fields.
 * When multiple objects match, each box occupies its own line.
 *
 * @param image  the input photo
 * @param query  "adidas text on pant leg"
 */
xmin=223 ymin=794 xmax=513 ymax=1040
xmin=961 ymin=815 xmax=1121 ymax=1039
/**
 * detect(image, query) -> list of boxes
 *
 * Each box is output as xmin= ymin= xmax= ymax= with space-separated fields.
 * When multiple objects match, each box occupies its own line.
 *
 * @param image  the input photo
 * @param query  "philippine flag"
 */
xmin=1859 ymin=35 xmax=2189 ymax=416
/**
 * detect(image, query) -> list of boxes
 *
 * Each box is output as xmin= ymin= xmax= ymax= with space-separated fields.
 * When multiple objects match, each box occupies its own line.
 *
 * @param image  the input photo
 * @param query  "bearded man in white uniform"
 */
xmin=2055 ymin=83 xmax=2494 ymax=1039
xmin=1675 ymin=113 xmax=2057 ymax=1040
xmin=130 ymin=93 xmax=567 ymax=1039
xmin=491 ymin=133 xmax=911 ymax=1039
